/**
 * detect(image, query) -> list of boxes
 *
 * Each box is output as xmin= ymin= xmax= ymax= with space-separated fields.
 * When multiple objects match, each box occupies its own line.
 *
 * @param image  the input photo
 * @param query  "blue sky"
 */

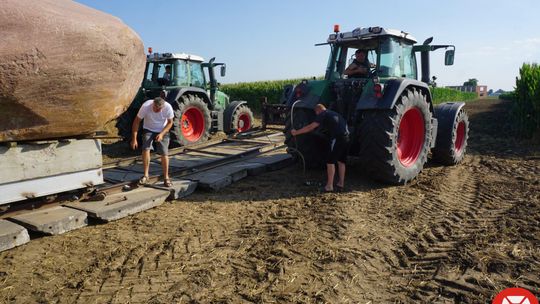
xmin=77 ymin=0 xmax=540 ymax=91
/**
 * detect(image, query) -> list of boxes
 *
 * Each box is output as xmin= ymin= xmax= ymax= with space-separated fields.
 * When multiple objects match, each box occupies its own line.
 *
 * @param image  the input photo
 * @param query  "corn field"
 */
xmin=221 ymin=79 xmax=476 ymax=112
xmin=513 ymin=63 xmax=540 ymax=138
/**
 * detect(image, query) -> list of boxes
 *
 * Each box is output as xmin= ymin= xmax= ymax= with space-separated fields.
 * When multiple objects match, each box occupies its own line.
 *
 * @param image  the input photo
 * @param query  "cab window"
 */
xmin=143 ymin=62 xmax=156 ymax=86
xmin=173 ymin=61 xmax=189 ymax=86
xmin=189 ymin=62 xmax=205 ymax=87
xmin=378 ymin=38 xmax=417 ymax=79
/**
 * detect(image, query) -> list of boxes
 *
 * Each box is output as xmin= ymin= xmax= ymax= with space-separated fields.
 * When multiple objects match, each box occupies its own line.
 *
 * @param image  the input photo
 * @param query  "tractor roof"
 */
xmin=147 ymin=52 xmax=204 ymax=63
xmin=327 ymin=26 xmax=417 ymax=44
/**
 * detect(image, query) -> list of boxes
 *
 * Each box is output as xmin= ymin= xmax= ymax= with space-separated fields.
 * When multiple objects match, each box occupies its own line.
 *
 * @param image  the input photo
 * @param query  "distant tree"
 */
xmin=463 ymin=78 xmax=478 ymax=87
xmin=488 ymin=89 xmax=494 ymax=95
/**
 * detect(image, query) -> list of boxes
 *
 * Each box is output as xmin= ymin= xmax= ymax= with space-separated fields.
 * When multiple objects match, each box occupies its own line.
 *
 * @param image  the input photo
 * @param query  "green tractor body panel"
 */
xmin=212 ymin=90 xmax=229 ymax=111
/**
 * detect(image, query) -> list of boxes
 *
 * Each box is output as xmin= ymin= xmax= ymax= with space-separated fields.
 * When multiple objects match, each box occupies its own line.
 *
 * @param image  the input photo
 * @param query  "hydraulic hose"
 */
xmin=289 ymin=99 xmax=309 ymax=181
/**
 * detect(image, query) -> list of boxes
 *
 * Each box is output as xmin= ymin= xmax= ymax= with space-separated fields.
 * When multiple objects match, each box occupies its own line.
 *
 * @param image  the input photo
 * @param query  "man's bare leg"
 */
xmin=142 ymin=149 xmax=151 ymax=177
xmin=336 ymin=161 xmax=346 ymax=188
xmin=161 ymin=155 xmax=169 ymax=180
xmin=326 ymin=163 xmax=335 ymax=191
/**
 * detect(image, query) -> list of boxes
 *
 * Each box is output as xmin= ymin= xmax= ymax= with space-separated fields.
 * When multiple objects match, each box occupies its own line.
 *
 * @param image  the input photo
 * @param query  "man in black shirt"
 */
xmin=291 ymin=104 xmax=350 ymax=192
xmin=344 ymin=49 xmax=371 ymax=78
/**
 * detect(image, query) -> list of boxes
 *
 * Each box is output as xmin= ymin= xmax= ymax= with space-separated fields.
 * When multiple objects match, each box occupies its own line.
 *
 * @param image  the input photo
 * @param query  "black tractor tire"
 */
xmin=358 ymin=88 xmax=432 ymax=184
xmin=170 ymin=95 xmax=211 ymax=146
xmin=230 ymin=105 xmax=254 ymax=133
xmin=432 ymin=107 xmax=469 ymax=165
xmin=284 ymin=107 xmax=328 ymax=169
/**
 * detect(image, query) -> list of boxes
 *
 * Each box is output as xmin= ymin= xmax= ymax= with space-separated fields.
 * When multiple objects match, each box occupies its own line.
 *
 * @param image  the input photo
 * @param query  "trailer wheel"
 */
xmin=284 ymin=108 xmax=328 ymax=168
xmin=432 ymin=107 xmax=469 ymax=165
xmin=359 ymin=88 xmax=432 ymax=184
xmin=231 ymin=105 xmax=254 ymax=133
xmin=171 ymin=95 xmax=211 ymax=146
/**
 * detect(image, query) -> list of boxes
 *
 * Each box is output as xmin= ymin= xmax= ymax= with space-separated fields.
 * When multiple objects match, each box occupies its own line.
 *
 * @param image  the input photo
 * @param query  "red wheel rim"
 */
xmin=397 ymin=107 xmax=425 ymax=167
xmin=237 ymin=113 xmax=251 ymax=132
xmin=454 ymin=121 xmax=466 ymax=153
xmin=181 ymin=107 xmax=204 ymax=142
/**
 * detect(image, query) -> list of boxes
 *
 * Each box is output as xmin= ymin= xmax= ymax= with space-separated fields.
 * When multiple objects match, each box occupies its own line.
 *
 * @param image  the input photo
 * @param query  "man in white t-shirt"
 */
xmin=131 ymin=97 xmax=174 ymax=187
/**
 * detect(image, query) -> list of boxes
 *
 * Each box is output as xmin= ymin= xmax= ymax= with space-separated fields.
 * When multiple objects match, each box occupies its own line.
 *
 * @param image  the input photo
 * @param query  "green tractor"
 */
xmin=117 ymin=50 xmax=254 ymax=146
xmin=264 ymin=26 xmax=469 ymax=184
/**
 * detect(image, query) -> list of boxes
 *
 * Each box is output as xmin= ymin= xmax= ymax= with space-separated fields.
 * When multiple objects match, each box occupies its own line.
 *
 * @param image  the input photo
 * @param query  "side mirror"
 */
xmin=220 ymin=65 xmax=226 ymax=77
xmin=445 ymin=49 xmax=455 ymax=66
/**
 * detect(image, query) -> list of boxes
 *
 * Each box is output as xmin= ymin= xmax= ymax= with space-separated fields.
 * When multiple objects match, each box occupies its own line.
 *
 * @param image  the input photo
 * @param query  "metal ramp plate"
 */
xmin=225 ymin=162 xmax=267 ymax=176
xmin=185 ymin=172 xmax=232 ymax=191
xmin=185 ymin=163 xmax=249 ymax=190
xmin=10 ymin=206 xmax=87 ymax=235
xmin=66 ymin=186 xmax=170 ymax=222
xmin=0 ymin=220 xmax=30 ymax=252
xmin=246 ymin=150 xmax=294 ymax=171
xmin=168 ymin=152 xmax=222 ymax=169
xmin=147 ymin=179 xmax=198 ymax=200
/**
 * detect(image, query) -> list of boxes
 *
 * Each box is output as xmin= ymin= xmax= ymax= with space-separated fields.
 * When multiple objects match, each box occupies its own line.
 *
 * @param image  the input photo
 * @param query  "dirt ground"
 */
xmin=1 ymin=99 xmax=539 ymax=303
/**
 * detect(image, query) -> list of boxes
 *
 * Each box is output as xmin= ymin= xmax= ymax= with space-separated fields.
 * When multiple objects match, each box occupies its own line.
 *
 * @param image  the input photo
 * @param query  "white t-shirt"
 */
xmin=137 ymin=99 xmax=174 ymax=133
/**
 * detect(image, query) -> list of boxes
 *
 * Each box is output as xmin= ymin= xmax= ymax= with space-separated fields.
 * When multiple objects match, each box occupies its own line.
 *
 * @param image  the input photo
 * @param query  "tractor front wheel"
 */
xmin=171 ymin=95 xmax=211 ymax=146
xmin=432 ymin=106 xmax=469 ymax=165
xmin=231 ymin=105 xmax=254 ymax=133
xmin=359 ymin=88 xmax=432 ymax=184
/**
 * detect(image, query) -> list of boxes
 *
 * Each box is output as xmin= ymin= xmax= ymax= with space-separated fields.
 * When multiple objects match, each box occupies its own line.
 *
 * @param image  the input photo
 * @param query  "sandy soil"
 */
xmin=0 ymin=99 xmax=538 ymax=303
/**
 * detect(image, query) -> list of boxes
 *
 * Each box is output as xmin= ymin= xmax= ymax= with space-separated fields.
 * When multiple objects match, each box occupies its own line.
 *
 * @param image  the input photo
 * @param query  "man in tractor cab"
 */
xmin=344 ymin=49 xmax=372 ymax=78
xmin=291 ymin=104 xmax=350 ymax=192
xmin=130 ymin=97 xmax=174 ymax=187
xmin=163 ymin=65 xmax=172 ymax=82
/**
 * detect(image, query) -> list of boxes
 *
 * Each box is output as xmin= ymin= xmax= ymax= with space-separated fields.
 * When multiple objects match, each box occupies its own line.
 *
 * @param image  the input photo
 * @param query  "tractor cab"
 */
xmin=141 ymin=51 xmax=229 ymax=111
xmin=325 ymin=27 xmax=418 ymax=82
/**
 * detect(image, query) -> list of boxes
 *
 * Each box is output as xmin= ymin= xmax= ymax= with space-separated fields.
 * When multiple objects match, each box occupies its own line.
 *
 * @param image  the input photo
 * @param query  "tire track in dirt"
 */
xmin=67 ymin=204 xmax=247 ymax=303
xmin=386 ymin=156 xmax=513 ymax=302
xmin=387 ymin=151 xmax=540 ymax=302
xmin=68 ymin=193 xmax=358 ymax=303
xmin=226 ymin=195 xmax=356 ymax=303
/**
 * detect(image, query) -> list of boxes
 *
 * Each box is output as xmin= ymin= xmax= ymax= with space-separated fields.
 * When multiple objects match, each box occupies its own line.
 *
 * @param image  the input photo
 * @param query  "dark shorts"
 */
xmin=327 ymin=135 xmax=349 ymax=164
xmin=142 ymin=129 xmax=170 ymax=156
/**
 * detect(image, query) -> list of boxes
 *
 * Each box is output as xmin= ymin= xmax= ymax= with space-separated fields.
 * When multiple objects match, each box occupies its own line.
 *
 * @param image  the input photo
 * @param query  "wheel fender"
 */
xmin=433 ymin=102 xmax=466 ymax=150
xmin=223 ymin=100 xmax=248 ymax=133
xmin=356 ymin=78 xmax=433 ymax=111
xmin=171 ymin=88 xmax=212 ymax=109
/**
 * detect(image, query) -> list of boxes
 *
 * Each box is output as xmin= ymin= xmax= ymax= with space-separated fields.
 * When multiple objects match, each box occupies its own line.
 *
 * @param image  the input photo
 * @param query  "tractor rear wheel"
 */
xmin=171 ymin=95 xmax=211 ymax=146
xmin=432 ymin=107 xmax=469 ymax=165
xmin=284 ymin=108 xmax=328 ymax=169
xmin=359 ymin=88 xmax=432 ymax=184
xmin=231 ymin=105 xmax=254 ymax=133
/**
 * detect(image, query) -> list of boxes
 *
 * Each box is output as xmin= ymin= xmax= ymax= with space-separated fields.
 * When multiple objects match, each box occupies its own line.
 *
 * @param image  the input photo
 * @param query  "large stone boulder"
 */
xmin=0 ymin=0 xmax=145 ymax=142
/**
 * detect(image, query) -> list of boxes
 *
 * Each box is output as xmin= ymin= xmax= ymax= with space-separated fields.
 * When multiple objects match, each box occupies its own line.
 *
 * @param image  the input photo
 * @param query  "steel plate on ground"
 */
xmin=10 ymin=206 xmax=87 ymax=235
xmin=66 ymin=186 xmax=170 ymax=222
